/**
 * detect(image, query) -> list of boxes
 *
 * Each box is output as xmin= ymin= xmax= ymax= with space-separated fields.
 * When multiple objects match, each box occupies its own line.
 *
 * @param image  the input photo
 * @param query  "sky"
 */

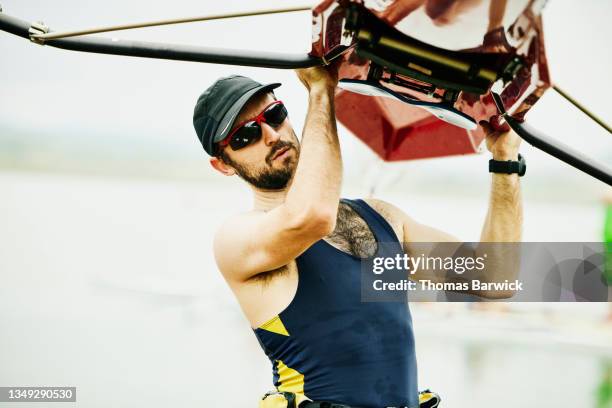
xmin=0 ymin=0 xmax=610 ymax=196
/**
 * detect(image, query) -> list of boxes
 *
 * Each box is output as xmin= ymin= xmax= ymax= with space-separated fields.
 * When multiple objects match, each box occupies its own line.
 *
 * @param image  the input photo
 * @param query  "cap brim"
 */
xmin=213 ymin=82 xmax=282 ymax=145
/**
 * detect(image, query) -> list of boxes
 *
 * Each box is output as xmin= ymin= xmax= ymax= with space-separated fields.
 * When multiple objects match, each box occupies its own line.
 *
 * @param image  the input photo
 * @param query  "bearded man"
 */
xmin=192 ymin=64 xmax=522 ymax=408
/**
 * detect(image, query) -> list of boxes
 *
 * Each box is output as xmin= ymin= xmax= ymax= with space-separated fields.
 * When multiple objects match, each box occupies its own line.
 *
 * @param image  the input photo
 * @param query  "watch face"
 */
xmin=518 ymin=154 xmax=527 ymax=177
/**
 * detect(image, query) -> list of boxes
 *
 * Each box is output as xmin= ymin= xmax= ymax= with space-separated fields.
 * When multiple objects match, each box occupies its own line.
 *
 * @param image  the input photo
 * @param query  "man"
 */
xmin=192 ymin=64 xmax=522 ymax=408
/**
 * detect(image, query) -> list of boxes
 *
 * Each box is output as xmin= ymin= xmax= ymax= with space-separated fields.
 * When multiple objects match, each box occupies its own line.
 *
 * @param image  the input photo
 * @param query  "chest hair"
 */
xmin=324 ymin=202 xmax=377 ymax=258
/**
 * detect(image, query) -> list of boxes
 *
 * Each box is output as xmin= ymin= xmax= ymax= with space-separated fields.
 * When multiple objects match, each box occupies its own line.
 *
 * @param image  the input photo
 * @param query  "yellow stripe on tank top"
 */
xmin=259 ymin=315 xmax=290 ymax=336
xmin=276 ymin=359 xmax=309 ymax=404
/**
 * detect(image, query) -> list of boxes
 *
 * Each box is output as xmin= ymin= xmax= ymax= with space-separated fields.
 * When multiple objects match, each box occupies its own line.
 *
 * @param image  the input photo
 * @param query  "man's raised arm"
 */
xmin=366 ymin=127 xmax=523 ymax=298
xmin=479 ymin=126 xmax=523 ymax=243
xmin=284 ymin=67 xmax=342 ymax=230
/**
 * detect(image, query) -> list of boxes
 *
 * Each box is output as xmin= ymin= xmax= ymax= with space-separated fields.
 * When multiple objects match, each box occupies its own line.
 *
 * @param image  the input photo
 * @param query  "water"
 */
xmin=0 ymin=171 xmax=609 ymax=407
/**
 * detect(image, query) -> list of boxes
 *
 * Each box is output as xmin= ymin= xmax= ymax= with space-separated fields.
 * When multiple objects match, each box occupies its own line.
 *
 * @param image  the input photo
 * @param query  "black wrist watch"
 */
xmin=489 ymin=154 xmax=526 ymax=176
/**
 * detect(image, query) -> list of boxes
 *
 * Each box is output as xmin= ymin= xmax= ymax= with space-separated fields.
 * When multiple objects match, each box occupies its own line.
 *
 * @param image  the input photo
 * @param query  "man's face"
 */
xmin=214 ymin=92 xmax=300 ymax=190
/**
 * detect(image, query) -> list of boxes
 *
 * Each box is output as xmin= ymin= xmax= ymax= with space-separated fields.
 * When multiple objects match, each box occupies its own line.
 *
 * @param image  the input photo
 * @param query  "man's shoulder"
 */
xmin=213 ymin=210 xmax=267 ymax=278
xmin=360 ymin=197 xmax=400 ymax=220
xmin=357 ymin=197 xmax=406 ymax=239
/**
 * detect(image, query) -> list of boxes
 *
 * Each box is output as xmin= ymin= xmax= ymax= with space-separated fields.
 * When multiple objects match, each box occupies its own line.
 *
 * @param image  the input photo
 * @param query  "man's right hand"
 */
xmin=295 ymin=64 xmax=339 ymax=93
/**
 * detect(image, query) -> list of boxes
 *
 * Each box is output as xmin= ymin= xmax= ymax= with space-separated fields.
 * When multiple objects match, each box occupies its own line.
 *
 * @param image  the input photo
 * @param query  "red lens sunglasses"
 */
xmin=218 ymin=100 xmax=288 ymax=152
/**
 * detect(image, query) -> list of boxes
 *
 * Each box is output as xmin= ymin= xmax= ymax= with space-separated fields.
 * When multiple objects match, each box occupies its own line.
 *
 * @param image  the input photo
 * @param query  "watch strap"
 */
xmin=489 ymin=154 xmax=526 ymax=176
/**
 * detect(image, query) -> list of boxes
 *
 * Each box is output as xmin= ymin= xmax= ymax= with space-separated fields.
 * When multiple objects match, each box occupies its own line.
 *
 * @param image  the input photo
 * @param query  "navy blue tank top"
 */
xmin=254 ymin=198 xmax=418 ymax=408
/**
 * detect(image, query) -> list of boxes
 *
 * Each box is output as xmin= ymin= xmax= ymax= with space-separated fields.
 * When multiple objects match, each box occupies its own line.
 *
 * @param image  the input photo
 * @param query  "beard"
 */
xmin=220 ymin=140 xmax=298 ymax=190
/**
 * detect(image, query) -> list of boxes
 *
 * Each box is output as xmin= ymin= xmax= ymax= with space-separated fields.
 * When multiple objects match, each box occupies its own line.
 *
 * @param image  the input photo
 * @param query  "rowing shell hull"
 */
xmin=311 ymin=0 xmax=551 ymax=161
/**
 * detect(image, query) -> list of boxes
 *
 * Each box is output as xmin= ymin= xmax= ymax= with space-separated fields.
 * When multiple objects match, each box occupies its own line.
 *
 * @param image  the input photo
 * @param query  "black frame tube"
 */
xmin=0 ymin=11 xmax=322 ymax=69
xmin=491 ymin=93 xmax=612 ymax=186
xmin=505 ymin=115 xmax=612 ymax=186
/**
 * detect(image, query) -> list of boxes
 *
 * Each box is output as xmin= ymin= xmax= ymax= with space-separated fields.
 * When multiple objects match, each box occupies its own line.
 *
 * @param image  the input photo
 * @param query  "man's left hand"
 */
xmin=481 ymin=121 xmax=521 ymax=161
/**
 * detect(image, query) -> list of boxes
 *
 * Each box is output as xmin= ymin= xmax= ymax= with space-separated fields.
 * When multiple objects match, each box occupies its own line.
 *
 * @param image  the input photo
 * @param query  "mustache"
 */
xmin=267 ymin=141 xmax=296 ymax=164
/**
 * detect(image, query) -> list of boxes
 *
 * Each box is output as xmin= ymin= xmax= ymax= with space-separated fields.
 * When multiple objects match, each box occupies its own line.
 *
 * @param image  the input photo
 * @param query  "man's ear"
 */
xmin=210 ymin=156 xmax=236 ymax=176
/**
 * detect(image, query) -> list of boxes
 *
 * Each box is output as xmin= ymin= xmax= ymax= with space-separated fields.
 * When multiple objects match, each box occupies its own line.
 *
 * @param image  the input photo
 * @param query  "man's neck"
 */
xmin=252 ymin=188 xmax=288 ymax=212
